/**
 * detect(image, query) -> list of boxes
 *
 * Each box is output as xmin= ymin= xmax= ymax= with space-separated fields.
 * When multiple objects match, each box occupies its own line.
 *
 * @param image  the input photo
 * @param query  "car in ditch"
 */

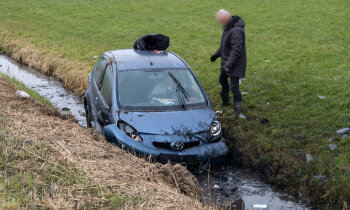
xmin=84 ymin=48 xmax=228 ymax=165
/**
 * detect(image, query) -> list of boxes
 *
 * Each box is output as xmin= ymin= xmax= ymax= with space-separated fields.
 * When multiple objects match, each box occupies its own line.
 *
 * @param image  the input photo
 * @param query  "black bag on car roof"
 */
xmin=133 ymin=34 xmax=169 ymax=51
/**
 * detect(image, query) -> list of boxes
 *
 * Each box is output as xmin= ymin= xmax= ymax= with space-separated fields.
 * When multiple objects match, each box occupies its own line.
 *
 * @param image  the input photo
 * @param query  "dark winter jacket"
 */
xmin=213 ymin=16 xmax=247 ymax=78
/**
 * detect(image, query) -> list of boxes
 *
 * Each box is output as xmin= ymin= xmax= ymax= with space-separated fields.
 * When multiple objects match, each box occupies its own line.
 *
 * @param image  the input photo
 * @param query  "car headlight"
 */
xmin=117 ymin=121 xmax=143 ymax=142
xmin=210 ymin=118 xmax=222 ymax=139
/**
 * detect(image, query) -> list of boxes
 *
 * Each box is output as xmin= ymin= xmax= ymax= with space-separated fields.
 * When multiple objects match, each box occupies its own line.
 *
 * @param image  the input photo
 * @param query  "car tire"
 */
xmin=85 ymin=103 xmax=93 ymax=128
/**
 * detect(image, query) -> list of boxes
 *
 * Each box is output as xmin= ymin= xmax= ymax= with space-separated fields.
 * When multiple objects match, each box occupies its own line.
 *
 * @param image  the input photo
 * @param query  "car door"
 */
xmin=90 ymin=57 xmax=108 ymax=122
xmin=96 ymin=63 xmax=113 ymax=123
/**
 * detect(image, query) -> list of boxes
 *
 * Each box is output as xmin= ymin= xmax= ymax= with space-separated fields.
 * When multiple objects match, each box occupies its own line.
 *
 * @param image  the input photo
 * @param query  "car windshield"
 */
xmin=117 ymin=69 xmax=207 ymax=111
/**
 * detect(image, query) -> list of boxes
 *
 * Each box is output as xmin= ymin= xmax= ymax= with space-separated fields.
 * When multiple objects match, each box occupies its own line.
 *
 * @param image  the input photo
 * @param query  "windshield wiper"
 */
xmin=168 ymin=72 xmax=190 ymax=109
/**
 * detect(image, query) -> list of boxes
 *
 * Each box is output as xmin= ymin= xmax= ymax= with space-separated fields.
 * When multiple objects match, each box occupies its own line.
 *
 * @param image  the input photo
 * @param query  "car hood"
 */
xmin=118 ymin=107 xmax=215 ymax=135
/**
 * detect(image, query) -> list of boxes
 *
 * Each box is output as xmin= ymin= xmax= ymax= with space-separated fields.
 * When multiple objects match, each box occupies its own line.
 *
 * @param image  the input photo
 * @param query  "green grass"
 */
xmin=0 ymin=0 xmax=349 ymax=207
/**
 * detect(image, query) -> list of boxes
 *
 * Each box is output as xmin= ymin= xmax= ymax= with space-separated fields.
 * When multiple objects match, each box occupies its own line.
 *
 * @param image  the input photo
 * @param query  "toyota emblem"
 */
xmin=171 ymin=141 xmax=184 ymax=151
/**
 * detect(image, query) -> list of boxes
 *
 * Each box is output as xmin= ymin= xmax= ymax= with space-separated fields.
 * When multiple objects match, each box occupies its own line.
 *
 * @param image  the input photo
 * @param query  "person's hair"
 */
xmin=215 ymin=9 xmax=231 ymax=17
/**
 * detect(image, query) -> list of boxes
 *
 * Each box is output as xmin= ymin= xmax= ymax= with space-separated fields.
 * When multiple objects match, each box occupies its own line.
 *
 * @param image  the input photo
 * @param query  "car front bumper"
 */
xmin=104 ymin=124 xmax=228 ymax=165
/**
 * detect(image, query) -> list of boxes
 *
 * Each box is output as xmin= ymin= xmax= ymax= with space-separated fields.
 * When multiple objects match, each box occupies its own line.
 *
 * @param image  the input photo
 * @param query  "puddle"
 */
xmin=0 ymin=54 xmax=86 ymax=126
xmin=0 ymin=54 xmax=309 ymax=209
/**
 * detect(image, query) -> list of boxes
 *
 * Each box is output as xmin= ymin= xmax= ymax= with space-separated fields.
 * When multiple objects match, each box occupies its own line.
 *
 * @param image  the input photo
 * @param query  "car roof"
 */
xmin=107 ymin=49 xmax=188 ymax=71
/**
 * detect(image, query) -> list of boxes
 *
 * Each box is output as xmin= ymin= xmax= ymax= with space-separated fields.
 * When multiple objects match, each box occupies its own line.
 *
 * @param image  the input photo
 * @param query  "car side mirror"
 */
xmin=98 ymin=107 xmax=113 ymax=126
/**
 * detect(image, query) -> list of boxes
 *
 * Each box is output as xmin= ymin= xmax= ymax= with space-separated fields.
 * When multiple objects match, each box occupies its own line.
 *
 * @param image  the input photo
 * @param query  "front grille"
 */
xmin=183 ymin=141 xmax=200 ymax=149
xmin=153 ymin=141 xmax=200 ymax=150
xmin=158 ymin=154 xmax=197 ymax=163
xmin=153 ymin=142 xmax=171 ymax=150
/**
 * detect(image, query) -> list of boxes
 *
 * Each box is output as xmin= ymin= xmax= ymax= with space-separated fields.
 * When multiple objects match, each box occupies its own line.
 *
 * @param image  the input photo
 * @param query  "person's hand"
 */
xmin=210 ymin=55 xmax=218 ymax=62
xmin=223 ymin=66 xmax=230 ymax=73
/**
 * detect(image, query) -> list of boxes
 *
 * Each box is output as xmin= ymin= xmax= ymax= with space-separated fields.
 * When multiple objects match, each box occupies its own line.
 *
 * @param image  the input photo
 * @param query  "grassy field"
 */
xmin=0 ymin=0 xmax=349 ymax=207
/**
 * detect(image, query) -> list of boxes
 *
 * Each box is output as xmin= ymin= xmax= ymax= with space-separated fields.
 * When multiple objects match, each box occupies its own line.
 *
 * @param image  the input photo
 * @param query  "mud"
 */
xmin=0 ymin=54 xmax=309 ymax=209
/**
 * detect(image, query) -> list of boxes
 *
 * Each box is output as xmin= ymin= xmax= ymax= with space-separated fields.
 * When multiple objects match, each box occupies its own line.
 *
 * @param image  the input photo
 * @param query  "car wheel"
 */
xmin=85 ymin=103 xmax=93 ymax=128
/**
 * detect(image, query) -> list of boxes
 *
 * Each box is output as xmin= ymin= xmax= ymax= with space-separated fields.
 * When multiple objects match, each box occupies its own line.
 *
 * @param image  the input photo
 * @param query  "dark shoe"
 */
xmin=217 ymin=92 xmax=232 ymax=107
xmin=233 ymin=102 xmax=250 ymax=121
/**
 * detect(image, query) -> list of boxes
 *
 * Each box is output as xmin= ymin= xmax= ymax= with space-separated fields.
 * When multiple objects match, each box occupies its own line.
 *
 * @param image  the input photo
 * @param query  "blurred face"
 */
xmin=216 ymin=14 xmax=231 ymax=27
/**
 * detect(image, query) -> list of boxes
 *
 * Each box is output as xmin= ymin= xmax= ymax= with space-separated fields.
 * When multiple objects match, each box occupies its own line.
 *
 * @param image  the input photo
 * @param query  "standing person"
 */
xmin=211 ymin=9 xmax=249 ymax=120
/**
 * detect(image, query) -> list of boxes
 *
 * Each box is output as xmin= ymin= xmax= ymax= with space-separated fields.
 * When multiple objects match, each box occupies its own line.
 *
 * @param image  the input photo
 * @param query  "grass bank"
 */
xmin=0 ymin=76 xmax=204 ymax=209
xmin=0 ymin=0 xmax=349 ymax=207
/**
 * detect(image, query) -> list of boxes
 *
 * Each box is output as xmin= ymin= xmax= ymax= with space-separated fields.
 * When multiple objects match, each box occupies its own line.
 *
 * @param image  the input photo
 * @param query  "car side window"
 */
xmin=101 ymin=64 xmax=113 ymax=106
xmin=94 ymin=57 xmax=108 ymax=84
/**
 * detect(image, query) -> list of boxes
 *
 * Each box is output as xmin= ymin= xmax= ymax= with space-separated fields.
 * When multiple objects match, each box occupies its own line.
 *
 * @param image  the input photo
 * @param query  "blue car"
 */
xmin=84 ymin=49 xmax=228 ymax=165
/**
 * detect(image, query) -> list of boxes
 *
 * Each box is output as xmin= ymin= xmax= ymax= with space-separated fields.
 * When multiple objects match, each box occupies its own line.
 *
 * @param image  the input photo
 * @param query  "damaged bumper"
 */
xmin=104 ymin=124 xmax=228 ymax=165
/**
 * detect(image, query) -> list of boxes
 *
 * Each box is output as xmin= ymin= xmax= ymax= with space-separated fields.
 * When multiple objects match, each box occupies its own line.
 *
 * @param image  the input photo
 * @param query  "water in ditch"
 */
xmin=196 ymin=165 xmax=308 ymax=209
xmin=0 ymin=54 xmax=86 ymax=126
xmin=0 ymin=54 xmax=308 ymax=210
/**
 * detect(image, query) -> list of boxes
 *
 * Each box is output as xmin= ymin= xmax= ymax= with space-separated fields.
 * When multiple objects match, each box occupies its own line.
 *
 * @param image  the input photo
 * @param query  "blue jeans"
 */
xmin=219 ymin=72 xmax=242 ymax=102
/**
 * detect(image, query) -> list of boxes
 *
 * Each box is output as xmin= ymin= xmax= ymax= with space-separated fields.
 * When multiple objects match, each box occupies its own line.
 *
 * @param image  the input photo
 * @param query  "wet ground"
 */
xmin=0 ymin=54 xmax=308 ymax=210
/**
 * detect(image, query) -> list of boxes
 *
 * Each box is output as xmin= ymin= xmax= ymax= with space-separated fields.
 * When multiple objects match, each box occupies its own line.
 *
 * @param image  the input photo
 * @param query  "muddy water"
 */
xmin=0 ymin=54 xmax=308 ymax=210
xmin=0 ymin=54 xmax=86 ymax=126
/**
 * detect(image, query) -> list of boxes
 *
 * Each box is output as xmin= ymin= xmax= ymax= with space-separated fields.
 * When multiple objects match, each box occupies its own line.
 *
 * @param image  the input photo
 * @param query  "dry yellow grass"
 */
xmin=0 ymin=32 xmax=89 ymax=95
xmin=0 ymin=76 xmax=207 ymax=209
